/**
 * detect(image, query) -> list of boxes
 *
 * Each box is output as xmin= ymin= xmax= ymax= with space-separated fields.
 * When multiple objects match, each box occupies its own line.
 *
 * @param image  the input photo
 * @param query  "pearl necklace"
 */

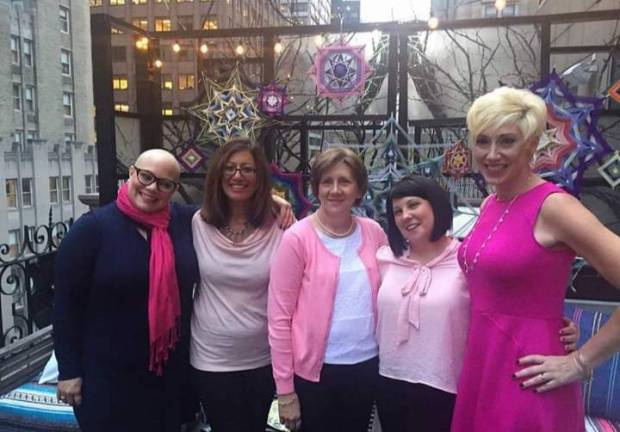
xmin=313 ymin=214 xmax=355 ymax=238
xmin=461 ymin=195 xmax=518 ymax=275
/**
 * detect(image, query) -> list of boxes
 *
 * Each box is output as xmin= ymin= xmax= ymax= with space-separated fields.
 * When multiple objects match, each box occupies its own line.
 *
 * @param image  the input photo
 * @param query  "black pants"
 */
xmin=192 ymin=364 xmax=275 ymax=432
xmin=376 ymin=375 xmax=456 ymax=432
xmin=294 ymin=356 xmax=378 ymax=432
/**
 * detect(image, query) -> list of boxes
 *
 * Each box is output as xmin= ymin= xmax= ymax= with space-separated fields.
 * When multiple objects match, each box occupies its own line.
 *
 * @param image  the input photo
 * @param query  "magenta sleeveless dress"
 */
xmin=452 ymin=182 xmax=583 ymax=432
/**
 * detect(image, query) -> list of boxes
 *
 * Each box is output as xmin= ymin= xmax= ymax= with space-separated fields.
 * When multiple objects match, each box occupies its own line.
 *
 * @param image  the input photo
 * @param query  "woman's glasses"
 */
xmin=133 ymin=166 xmax=179 ymax=192
xmin=223 ymin=165 xmax=257 ymax=178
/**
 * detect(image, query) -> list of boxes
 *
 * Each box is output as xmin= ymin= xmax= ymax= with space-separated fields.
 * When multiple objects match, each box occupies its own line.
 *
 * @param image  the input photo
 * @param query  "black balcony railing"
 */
xmin=0 ymin=221 xmax=72 ymax=349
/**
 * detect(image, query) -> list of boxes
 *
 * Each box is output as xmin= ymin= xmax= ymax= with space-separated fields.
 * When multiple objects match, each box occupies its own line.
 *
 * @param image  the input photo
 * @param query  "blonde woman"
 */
xmin=453 ymin=87 xmax=620 ymax=432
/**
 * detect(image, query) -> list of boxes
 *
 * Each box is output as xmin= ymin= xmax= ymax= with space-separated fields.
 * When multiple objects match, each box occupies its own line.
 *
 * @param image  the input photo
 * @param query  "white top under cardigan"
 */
xmin=376 ymin=238 xmax=469 ymax=393
xmin=318 ymin=224 xmax=378 ymax=364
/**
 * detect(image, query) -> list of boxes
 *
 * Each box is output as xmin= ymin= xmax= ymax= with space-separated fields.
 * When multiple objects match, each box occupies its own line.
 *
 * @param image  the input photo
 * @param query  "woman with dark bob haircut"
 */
xmin=190 ymin=137 xmax=291 ymax=432
xmin=374 ymin=175 xmax=576 ymax=432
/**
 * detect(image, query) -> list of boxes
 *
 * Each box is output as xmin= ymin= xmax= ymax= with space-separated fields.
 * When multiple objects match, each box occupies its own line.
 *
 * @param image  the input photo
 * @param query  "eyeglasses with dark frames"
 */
xmin=223 ymin=164 xmax=257 ymax=178
xmin=132 ymin=166 xmax=179 ymax=192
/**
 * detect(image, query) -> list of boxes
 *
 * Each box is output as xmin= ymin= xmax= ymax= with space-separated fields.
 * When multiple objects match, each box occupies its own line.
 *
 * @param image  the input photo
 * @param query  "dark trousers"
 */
xmin=294 ymin=356 xmax=379 ymax=432
xmin=376 ymin=375 xmax=456 ymax=432
xmin=192 ymin=364 xmax=275 ymax=432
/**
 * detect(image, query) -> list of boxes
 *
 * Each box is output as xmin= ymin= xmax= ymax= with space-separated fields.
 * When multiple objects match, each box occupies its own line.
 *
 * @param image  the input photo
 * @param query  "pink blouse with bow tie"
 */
xmin=375 ymin=238 xmax=469 ymax=394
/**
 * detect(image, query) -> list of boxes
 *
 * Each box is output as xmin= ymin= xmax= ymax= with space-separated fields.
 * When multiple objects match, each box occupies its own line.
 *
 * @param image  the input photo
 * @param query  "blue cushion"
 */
xmin=0 ymin=382 xmax=79 ymax=431
xmin=565 ymin=304 xmax=620 ymax=422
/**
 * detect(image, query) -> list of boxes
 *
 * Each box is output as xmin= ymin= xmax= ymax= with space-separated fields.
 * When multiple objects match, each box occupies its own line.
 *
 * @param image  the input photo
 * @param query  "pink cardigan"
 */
xmin=268 ymin=216 xmax=387 ymax=395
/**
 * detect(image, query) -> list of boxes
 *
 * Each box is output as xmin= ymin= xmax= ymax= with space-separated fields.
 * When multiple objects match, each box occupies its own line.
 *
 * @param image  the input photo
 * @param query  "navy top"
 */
xmin=53 ymin=202 xmax=199 ymax=431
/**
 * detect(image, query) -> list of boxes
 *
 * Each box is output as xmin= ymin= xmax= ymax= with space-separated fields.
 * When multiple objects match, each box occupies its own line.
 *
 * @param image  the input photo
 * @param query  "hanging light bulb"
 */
xmin=274 ymin=40 xmax=284 ymax=54
xmin=495 ymin=0 xmax=507 ymax=11
xmin=235 ymin=42 xmax=245 ymax=56
xmin=136 ymin=37 xmax=149 ymax=50
xmin=314 ymin=34 xmax=323 ymax=46
xmin=427 ymin=16 xmax=439 ymax=30
xmin=200 ymin=43 xmax=209 ymax=54
xmin=154 ymin=59 xmax=163 ymax=68
xmin=172 ymin=42 xmax=181 ymax=53
xmin=371 ymin=29 xmax=381 ymax=40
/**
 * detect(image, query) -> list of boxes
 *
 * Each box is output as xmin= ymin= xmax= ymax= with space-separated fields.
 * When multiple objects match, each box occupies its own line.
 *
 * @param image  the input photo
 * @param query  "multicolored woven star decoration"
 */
xmin=188 ymin=65 xmax=265 ymax=145
xmin=532 ymin=103 xmax=576 ymax=173
xmin=598 ymin=152 xmax=620 ymax=188
xmin=308 ymin=39 xmax=373 ymax=104
xmin=442 ymin=140 xmax=471 ymax=178
xmin=257 ymin=82 xmax=288 ymax=117
xmin=177 ymin=144 xmax=206 ymax=172
xmin=270 ymin=163 xmax=313 ymax=218
xmin=530 ymin=71 xmax=612 ymax=194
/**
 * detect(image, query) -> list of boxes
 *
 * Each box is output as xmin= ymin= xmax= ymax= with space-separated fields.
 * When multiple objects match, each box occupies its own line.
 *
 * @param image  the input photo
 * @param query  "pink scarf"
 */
xmin=115 ymin=183 xmax=181 ymax=376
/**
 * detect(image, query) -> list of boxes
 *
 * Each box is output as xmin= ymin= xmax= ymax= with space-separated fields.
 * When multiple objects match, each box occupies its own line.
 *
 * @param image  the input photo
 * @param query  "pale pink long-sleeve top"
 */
xmin=376 ymin=239 xmax=470 ymax=394
xmin=268 ymin=216 xmax=387 ymax=395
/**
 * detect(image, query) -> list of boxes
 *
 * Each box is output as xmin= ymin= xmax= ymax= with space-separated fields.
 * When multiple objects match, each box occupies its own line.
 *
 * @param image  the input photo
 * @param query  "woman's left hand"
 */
xmin=515 ymin=352 xmax=583 ymax=392
xmin=560 ymin=317 xmax=579 ymax=352
xmin=272 ymin=194 xmax=296 ymax=229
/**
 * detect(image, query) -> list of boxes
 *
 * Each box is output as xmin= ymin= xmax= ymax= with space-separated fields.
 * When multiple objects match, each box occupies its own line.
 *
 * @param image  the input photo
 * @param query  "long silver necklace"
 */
xmin=313 ymin=214 xmax=355 ymax=238
xmin=461 ymin=195 xmax=518 ymax=275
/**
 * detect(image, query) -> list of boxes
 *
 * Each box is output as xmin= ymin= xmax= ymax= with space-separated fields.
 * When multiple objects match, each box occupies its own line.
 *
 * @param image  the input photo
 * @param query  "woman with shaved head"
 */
xmin=53 ymin=149 xmax=200 ymax=432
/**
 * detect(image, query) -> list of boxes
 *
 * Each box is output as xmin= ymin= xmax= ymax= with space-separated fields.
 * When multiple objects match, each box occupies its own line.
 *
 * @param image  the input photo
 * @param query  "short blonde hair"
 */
xmin=310 ymin=148 xmax=367 ymax=206
xmin=466 ymin=87 xmax=547 ymax=145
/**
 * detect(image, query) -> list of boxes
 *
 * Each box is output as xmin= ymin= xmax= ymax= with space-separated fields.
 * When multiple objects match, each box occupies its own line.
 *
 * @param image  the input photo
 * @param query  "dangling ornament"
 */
xmin=598 ymin=152 xmax=620 ymax=189
xmin=188 ymin=65 xmax=265 ymax=145
xmin=270 ymin=163 xmax=313 ymax=218
xmin=178 ymin=144 xmax=206 ymax=172
xmin=609 ymin=79 xmax=620 ymax=104
xmin=530 ymin=70 xmax=612 ymax=195
xmin=442 ymin=140 xmax=472 ymax=178
xmin=532 ymin=103 xmax=576 ymax=173
xmin=257 ymin=82 xmax=288 ymax=117
xmin=308 ymin=39 xmax=373 ymax=104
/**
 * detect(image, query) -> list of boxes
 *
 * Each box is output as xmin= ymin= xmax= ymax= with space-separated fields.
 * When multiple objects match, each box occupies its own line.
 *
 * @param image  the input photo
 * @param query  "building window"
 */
xmin=62 ymin=176 xmax=72 ymax=203
xmin=49 ymin=177 xmax=59 ymax=204
xmin=111 ymin=46 xmax=126 ymax=62
xmin=21 ymin=178 xmax=33 ymax=207
xmin=13 ymin=84 xmax=21 ymax=111
xmin=155 ymin=18 xmax=171 ymax=32
xmin=63 ymin=92 xmax=73 ymax=117
xmin=6 ymin=179 xmax=18 ymax=209
xmin=23 ymin=39 xmax=33 ymax=67
xmin=26 ymin=130 xmax=37 ymax=151
xmin=11 ymin=36 xmax=20 ymax=65
xmin=132 ymin=18 xmax=148 ymax=30
xmin=132 ymin=0 xmax=147 ymax=3
xmin=177 ymin=0 xmax=193 ymax=2
xmin=178 ymin=74 xmax=195 ymax=90
xmin=64 ymin=133 xmax=75 ymax=145
xmin=13 ymin=130 xmax=23 ymax=151
xmin=114 ymin=104 xmax=129 ymax=112
xmin=7 ymin=230 xmax=20 ymax=257
xmin=113 ymin=76 xmax=128 ymax=90
xmin=59 ymin=6 xmax=70 ymax=33
xmin=24 ymin=86 xmax=35 ymax=112
xmin=90 ymin=0 xmax=103 ymax=6
xmin=162 ymin=105 xmax=173 ymax=116
xmin=85 ymin=175 xmax=99 ymax=193
xmin=110 ymin=0 xmax=125 ymax=5
xmin=162 ymin=74 xmax=173 ymax=90
xmin=177 ymin=15 xmax=193 ymax=30
xmin=60 ymin=49 xmax=72 ymax=76
xmin=177 ymin=48 xmax=194 ymax=62
xmin=202 ymin=15 xmax=218 ymax=30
